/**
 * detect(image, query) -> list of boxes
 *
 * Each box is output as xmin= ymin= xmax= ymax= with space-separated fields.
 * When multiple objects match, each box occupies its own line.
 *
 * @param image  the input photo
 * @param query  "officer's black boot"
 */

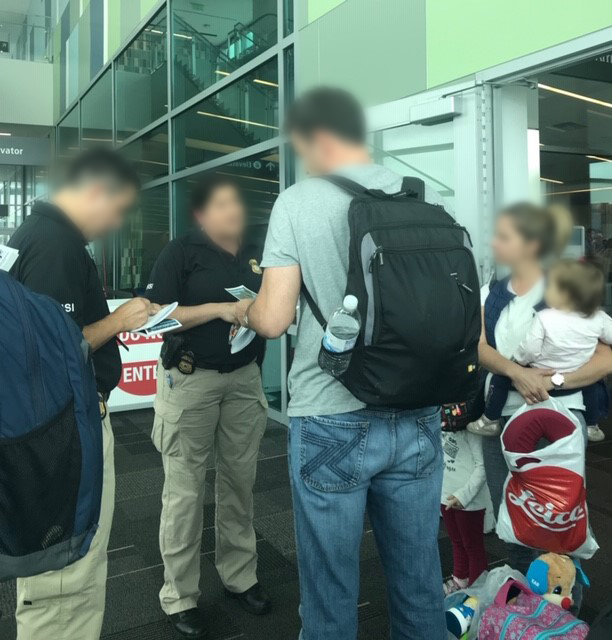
xmin=167 ymin=608 xmax=208 ymax=638
xmin=225 ymin=582 xmax=271 ymax=616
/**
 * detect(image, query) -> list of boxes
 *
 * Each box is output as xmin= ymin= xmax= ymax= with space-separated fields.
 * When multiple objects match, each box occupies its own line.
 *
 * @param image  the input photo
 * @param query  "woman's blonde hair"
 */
xmin=501 ymin=202 xmax=573 ymax=258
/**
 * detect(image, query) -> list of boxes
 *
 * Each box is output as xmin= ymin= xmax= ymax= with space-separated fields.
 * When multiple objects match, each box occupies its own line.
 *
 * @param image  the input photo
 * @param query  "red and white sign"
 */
xmin=107 ymin=300 xmax=163 ymax=413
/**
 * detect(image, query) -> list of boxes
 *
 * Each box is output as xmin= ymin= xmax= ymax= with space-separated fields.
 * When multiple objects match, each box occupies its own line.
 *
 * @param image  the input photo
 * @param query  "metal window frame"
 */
xmin=476 ymin=25 xmax=612 ymax=221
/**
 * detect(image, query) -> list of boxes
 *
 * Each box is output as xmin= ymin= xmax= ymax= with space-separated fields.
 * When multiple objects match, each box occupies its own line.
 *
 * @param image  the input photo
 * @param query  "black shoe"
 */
xmin=225 ymin=583 xmax=271 ymax=616
xmin=167 ymin=608 xmax=208 ymax=638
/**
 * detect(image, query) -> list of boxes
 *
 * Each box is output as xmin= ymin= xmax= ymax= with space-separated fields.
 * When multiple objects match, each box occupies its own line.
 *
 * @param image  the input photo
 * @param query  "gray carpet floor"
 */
xmin=1 ymin=409 xmax=611 ymax=639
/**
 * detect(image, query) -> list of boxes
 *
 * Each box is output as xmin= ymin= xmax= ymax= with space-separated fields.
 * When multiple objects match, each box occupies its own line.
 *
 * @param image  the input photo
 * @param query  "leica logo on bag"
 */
xmin=505 ymin=466 xmax=588 ymax=553
xmin=507 ymin=489 xmax=586 ymax=531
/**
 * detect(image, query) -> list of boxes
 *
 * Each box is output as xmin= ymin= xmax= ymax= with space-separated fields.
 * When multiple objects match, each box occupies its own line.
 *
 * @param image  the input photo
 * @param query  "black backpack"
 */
xmin=303 ymin=175 xmax=481 ymax=409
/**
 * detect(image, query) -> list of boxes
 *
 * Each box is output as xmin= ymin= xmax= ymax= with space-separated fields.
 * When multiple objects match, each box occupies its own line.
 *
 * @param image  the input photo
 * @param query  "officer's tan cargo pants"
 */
xmin=15 ymin=409 xmax=115 ymax=640
xmin=153 ymin=361 xmax=268 ymax=615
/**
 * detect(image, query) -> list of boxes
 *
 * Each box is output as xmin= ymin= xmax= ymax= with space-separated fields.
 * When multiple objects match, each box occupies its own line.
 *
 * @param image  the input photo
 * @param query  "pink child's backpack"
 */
xmin=479 ymin=580 xmax=589 ymax=639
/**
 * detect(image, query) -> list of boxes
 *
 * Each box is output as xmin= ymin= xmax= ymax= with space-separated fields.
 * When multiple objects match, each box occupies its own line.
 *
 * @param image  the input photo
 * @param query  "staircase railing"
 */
xmin=224 ymin=13 xmax=278 ymax=63
xmin=173 ymin=13 xmax=276 ymax=102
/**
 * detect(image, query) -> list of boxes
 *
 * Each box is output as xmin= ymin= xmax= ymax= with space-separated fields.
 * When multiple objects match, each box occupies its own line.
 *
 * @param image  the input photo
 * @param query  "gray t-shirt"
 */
xmin=262 ymin=163 xmax=444 ymax=417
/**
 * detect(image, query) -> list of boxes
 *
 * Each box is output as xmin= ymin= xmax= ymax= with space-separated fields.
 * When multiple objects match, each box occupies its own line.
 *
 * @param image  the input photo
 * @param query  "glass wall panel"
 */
xmin=284 ymin=142 xmax=296 ymax=188
xmin=115 ymin=9 xmax=168 ymax=144
xmin=120 ymin=123 xmax=169 ymax=185
xmin=535 ymin=54 xmax=612 ymax=311
xmin=20 ymin=164 xmax=48 ymax=221
xmin=172 ymin=0 xmax=278 ymax=107
xmin=373 ymin=120 xmax=455 ymax=211
xmin=284 ymin=0 xmax=294 ymax=36
xmin=284 ymin=46 xmax=294 ymax=105
xmin=173 ymin=58 xmax=279 ymax=172
xmin=0 ymin=165 xmax=24 ymax=241
xmin=81 ymin=68 xmax=113 ymax=148
xmin=118 ymin=185 xmax=170 ymax=294
xmin=57 ymin=106 xmax=79 ymax=160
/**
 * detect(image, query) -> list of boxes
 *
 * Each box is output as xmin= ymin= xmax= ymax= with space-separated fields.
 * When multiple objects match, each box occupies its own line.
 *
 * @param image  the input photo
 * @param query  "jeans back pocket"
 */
xmin=416 ymin=408 xmax=443 ymax=478
xmin=299 ymin=414 xmax=369 ymax=492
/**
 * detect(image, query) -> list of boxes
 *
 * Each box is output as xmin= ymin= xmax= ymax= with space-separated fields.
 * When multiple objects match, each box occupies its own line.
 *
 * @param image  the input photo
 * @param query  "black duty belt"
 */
xmin=198 ymin=359 xmax=255 ymax=374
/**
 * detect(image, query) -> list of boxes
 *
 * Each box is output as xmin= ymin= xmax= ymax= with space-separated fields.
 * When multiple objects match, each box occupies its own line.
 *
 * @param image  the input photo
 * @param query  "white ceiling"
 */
xmin=0 ymin=0 xmax=31 ymax=19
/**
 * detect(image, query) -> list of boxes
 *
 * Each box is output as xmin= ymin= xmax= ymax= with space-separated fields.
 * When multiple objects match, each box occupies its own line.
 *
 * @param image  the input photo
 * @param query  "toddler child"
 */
xmin=468 ymin=259 xmax=612 ymax=438
xmin=441 ymin=408 xmax=489 ymax=594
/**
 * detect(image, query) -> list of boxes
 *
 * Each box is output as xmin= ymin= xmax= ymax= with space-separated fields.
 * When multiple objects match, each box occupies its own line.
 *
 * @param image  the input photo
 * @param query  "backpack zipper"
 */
xmin=363 ymin=221 xmax=472 ymax=243
xmin=369 ymin=244 xmax=475 ymax=269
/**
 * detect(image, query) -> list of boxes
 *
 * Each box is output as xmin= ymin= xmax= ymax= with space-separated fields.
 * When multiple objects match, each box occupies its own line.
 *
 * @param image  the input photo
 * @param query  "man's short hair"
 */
xmin=64 ymin=148 xmax=141 ymax=192
xmin=284 ymin=87 xmax=366 ymax=144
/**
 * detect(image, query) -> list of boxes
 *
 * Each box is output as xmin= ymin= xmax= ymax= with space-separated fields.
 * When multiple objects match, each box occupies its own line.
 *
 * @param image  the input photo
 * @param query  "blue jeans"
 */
xmin=288 ymin=407 xmax=446 ymax=640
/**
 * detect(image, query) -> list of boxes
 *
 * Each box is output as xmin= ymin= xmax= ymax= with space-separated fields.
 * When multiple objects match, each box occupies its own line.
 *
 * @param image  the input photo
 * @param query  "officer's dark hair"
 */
xmin=284 ymin=86 xmax=366 ymax=144
xmin=64 ymin=148 xmax=141 ymax=192
xmin=190 ymin=174 xmax=240 ymax=215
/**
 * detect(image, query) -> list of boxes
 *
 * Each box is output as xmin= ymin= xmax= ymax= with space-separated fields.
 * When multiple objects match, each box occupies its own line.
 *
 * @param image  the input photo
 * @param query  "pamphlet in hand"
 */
xmin=225 ymin=286 xmax=257 ymax=353
xmin=0 ymin=244 xmax=19 ymax=272
xmin=225 ymin=285 xmax=257 ymax=301
xmin=133 ymin=301 xmax=182 ymax=336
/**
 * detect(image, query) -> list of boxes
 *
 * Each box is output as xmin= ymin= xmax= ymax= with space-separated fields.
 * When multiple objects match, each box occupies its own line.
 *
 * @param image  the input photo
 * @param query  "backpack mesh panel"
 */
xmin=0 ymin=400 xmax=81 ymax=556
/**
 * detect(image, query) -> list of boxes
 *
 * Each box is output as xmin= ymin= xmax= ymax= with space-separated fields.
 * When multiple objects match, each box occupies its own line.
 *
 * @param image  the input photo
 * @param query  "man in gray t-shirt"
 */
xmin=261 ymin=163 xmax=445 ymax=417
xmin=232 ymin=88 xmax=446 ymax=640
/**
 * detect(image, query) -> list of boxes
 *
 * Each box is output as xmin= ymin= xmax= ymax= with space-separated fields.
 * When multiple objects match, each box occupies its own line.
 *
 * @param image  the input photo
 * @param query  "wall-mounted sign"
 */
xmin=0 ymin=42 xmax=8 ymax=54
xmin=0 ymin=136 xmax=51 ymax=166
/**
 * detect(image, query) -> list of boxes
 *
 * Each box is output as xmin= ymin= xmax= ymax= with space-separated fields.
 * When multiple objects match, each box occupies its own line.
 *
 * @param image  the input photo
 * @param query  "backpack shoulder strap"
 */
xmin=401 ymin=177 xmax=425 ymax=200
xmin=301 ymin=282 xmax=327 ymax=330
xmin=320 ymin=174 xmax=368 ymax=196
xmin=300 ymin=174 xmax=364 ymax=328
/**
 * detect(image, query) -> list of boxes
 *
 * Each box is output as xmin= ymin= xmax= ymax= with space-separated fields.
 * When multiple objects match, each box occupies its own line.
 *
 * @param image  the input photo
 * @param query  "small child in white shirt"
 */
xmin=440 ymin=412 xmax=489 ymax=594
xmin=469 ymin=259 xmax=612 ymax=438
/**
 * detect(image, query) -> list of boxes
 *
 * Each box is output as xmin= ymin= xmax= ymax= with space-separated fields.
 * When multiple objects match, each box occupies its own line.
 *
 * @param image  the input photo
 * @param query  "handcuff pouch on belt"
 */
xmin=161 ymin=334 xmax=196 ymax=375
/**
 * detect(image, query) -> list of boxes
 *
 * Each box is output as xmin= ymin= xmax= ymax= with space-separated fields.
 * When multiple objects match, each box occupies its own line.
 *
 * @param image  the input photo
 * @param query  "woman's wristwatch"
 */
xmin=551 ymin=372 xmax=565 ymax=389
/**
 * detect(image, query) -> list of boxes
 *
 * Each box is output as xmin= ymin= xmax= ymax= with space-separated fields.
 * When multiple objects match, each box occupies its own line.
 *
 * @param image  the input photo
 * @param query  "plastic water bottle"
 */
xmin=318 ymin=295 xmax=361 ymax=377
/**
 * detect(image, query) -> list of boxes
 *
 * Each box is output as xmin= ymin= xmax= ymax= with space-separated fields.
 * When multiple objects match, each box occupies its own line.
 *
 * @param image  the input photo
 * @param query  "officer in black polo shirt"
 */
xmin=146 ymin=175 xmax=271 ymax=638
xmin=9 ymin=149 xmax=159 ymax=640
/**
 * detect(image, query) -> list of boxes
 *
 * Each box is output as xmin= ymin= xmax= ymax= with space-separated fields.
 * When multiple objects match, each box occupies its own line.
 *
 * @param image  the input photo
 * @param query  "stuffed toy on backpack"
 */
xmin=526 ymin=553 xmax=589 ymax=611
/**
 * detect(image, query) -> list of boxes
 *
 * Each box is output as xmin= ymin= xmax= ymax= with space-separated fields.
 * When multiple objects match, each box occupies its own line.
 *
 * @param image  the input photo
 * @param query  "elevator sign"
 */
xmin=0 ymin=136 xmax=51 ymax=166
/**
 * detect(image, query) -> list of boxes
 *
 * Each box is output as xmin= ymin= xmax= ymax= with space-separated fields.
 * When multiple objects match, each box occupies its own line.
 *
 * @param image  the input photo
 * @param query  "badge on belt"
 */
xmin=178 ymin=351 xmax=196 ymax=375
xmin=249 ymin=259 xmax=262 ymax=274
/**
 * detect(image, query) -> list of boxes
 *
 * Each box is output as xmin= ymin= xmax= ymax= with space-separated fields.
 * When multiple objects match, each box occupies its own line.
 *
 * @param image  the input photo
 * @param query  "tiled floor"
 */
xmin=1 ymin=410 xmax=611 ymax=639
